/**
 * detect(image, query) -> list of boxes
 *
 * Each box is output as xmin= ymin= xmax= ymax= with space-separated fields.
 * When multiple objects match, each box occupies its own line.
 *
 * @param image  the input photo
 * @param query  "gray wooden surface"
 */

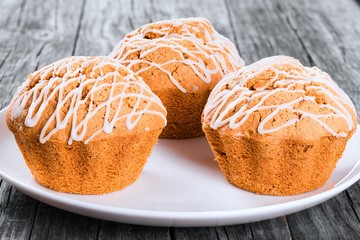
xmin=0 ymin=0 xmax=360 ymax=239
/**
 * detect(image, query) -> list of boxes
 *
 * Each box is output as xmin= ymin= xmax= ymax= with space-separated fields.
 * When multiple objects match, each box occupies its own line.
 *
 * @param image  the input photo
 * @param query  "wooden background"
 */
xmin=1 ymin=0 xmax=360 ymax=239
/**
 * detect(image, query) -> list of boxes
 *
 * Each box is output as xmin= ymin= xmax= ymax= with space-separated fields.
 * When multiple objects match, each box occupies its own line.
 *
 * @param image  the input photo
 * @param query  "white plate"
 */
xmin=0 ymin=108 xmax=360 ymax=227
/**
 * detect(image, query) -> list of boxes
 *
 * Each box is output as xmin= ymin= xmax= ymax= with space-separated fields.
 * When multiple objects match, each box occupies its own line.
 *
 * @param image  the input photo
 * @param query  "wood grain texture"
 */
xmin=215 ymin=217 xmax=291 ymax=240
xmin=225 ymin=0 xmax=311 ymax=65
xmin=0 ymin=185 xmax=38 ymax=239
xmin=0 ymin=0 xmax=360 ymax=239
xmin=29 ymin=203 xmax=100 ymax=240
xmin=98 ymin=221 xmax=170 ymax=240
xmin=286 ymin=193 xmax=360 ymax=239
xmin=0 ymin=0 xmax=85 ymax=108
xmin=277 ymin=0 xmax=360 ymax=112
xmin=170 ymin=227 xmax=219 ymax=240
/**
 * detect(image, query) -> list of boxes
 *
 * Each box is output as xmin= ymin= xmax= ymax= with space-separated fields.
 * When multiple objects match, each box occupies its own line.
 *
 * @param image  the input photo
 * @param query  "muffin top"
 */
xmin=7 ymin=56 xmax=167 ymax=144
xmin=109 ymin=17 xmax=244 ymax=93
xmin=203 ymin=56 xmax=357 ymax=140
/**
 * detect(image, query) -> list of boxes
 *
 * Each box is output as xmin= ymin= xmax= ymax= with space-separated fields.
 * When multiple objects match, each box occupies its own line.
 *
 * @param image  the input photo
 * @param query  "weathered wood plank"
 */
xmin=170 ymin=227 xmax=220 ymax=240
xmin=286 ymin=191 xmax=360 ymax=239
xmin=0 ymin=0 xmax=26 ymax=30
xmin=0 ymin=180 xmax=12 ymax=213
xmin=170 ymin=217 xmax=291 ymax=240
xmin=277 ymin=0 xmax=360 ymax=111
xmin=225 ymin=0 xmax=311 ymax=65
xmin=345 ymin=182 xmax=360 ymax=225
xmin=247 ymin=217 xmax=292 ymax=240
xmin=98 ymin=221 xmax=170 ymax=240
xmin=0 ymin=0 xmax=85 ymax=109
xmin=150 ymin=0 xmax=237 ymax=48
xmin=73 ymin=0 xmax=124 ymax=56
xmin=0 ymin=181 xmax=38 ymax=239
xmin=215 ymin=225 xmax=251 ymax=240
xmin=0 ymin=0 xmax=30 ymax=105
xmin=74 ymin=0 xmax=156 ymax=56
xmin=30 ymin=203 xmax=99 ymax=240
xmin=0 ymin=0 xmax=41 ymax=238
xmin=213 ymin=217 xmax=292 ymax=240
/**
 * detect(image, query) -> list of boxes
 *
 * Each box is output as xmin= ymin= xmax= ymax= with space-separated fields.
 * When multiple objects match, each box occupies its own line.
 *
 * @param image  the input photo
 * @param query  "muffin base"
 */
xmin=12 ymin=129 xmax=162 ymax=194
xmin=204 ymin=127 xmax=348 ymax=196
xmin=156 ymin=88 xmax=211 ymax=139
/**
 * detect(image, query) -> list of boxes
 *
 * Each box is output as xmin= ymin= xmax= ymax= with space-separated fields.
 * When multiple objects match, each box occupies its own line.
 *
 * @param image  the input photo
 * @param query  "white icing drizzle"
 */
xmin=10 ymin=56 xmax=167 ymax=144
xmin=203 ymin=56 xmax=357 ymax=137
xmin=109 ymin=17 xmax=244 ymax=93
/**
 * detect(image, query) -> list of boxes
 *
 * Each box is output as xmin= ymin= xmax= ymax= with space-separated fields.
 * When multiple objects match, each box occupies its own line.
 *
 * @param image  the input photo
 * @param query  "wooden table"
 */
xmin=1 ymin=0 xmax=360 ymax=239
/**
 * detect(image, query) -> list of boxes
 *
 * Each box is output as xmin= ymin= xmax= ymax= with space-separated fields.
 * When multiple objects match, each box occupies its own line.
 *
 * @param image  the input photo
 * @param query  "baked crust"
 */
xmin=110 ymin=17 xmax=244 ymax=138
xmin=202 ymin=55 xmax=357 ymax=195
xmin=6 ymin=56 xmax=167 ymax=194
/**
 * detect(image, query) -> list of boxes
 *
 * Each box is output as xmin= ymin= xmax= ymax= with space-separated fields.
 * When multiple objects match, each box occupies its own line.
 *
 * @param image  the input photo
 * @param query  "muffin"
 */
xmin=202 ymin=55 xmax=357 ymax=196
xmin=6 ymin=56 xmax=167 ymax=194
xmin=109 ymin=17 xmax=244 ymax=138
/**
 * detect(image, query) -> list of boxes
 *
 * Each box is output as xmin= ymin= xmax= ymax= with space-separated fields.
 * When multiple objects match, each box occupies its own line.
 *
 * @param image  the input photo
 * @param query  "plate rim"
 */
xmin=1 ymin=107 xmax=360 ymax=226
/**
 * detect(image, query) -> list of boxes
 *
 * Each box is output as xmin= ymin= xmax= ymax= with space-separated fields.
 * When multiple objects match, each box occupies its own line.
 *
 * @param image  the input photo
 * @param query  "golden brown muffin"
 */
xmin=6 ymin=56 xmax=167 ymax=194
xmin=202 ymin=55 xmax=357 ymax=196
xmin=109 ymin=17 xmax=244 ymax=138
